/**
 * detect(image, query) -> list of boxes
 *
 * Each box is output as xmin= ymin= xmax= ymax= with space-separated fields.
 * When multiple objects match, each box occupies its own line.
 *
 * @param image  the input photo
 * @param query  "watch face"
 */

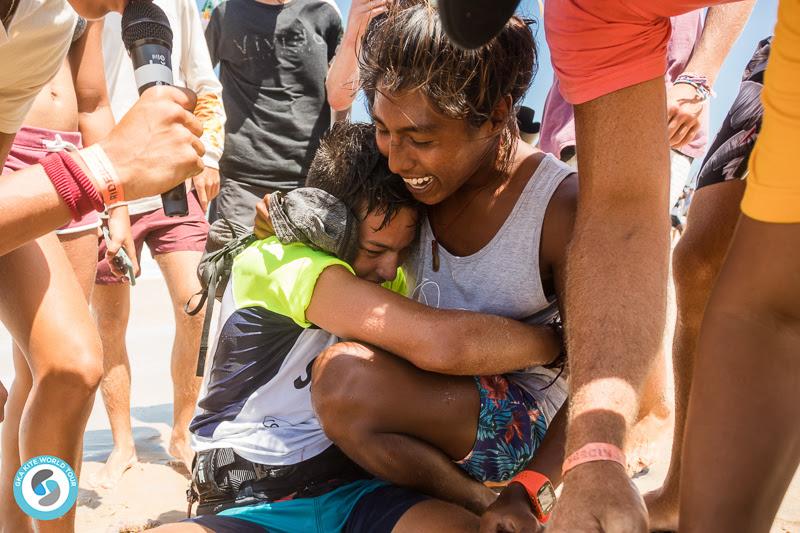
xmin=537 ymin=482 xmax=557 ymax=514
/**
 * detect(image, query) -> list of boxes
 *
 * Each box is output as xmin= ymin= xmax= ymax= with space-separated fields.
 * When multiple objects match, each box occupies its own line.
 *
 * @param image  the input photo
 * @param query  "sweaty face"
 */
xmin=351 ymin=206 xmax=418 ymax=285
xmin=372 ymin=88 xmax=501 ymax=205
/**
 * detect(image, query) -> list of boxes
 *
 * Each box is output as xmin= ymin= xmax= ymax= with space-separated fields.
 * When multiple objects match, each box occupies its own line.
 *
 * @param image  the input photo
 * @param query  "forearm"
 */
xmin=326 ymin=33 xmax=361 ymax=111
xmin=78 ymin=105 xmax=115 ymax=146
xmin=685 ymin=2 xmax=754 ymax=85
xmin=565 ymin=79 xmax=671 ymax=454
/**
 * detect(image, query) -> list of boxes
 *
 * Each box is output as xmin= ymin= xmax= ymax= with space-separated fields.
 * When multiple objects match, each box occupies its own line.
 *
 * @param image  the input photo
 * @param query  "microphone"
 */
xmin=121 ymin=1 xmax=188 ymax=217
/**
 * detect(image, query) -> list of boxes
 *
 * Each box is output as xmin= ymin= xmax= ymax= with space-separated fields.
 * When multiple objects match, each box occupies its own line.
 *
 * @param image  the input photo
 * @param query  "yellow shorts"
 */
xmin=740 ymin=0 xmax=800 ymax=223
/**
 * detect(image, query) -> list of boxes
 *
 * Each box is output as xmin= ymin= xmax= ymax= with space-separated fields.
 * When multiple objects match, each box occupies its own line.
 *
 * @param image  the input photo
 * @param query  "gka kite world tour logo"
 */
xmin=13 ymin=455 xmax=78 ymax=520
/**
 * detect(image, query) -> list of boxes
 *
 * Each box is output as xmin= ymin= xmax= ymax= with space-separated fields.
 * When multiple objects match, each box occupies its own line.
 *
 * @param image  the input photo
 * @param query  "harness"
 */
xmin=187 ymin=445 xmax=369 ymax=516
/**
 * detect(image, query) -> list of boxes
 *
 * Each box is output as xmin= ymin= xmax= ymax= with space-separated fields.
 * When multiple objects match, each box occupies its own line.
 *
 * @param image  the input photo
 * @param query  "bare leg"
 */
xmin=0 ymin=234 xmax=104 ymax=533
xmin=681 ymin=217 xmax=800 ymax=533
xmin=312 ymin=342 xmax=494 ymax=514
xmin=627 ymin=345 xmax=673 ymax=475
xmin=153 ymin=250 xmax=204 ymax=472
xmin=392 ymin=499 xmax=479 ymax=532
xmin=91 ymin=281 xmax=137 ymax=489
xmin=0 ymin=229 xmax=98 ymax=533
xmin=0 ymin=348 xmax=34 ymax=533
xmin=645 ymin=181 xmax=745 ymax=531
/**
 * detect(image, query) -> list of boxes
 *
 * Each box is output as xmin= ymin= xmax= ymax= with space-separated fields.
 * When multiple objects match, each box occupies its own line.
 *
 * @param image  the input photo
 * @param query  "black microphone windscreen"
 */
xmin=121 ymin=1 xmax=173 ymax=51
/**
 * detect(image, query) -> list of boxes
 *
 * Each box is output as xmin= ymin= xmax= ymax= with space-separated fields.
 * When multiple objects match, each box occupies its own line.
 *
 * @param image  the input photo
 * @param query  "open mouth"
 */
xmin=402 ymin=175 xmax=434 ymax=193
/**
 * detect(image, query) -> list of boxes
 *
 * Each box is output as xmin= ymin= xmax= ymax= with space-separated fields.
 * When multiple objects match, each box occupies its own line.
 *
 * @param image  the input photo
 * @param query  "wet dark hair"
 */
xmin=359 ymin=0 xmax=537 ymax=171
xmin=306 ymin=122 xmax=421 ymax=229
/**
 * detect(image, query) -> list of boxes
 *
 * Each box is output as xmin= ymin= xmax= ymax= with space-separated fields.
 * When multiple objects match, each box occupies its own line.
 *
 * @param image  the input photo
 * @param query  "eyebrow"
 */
xmin=364 ymin=240 xmax=391 ymax=250
xmin=373 ymin=113 xmax=439 ymax=135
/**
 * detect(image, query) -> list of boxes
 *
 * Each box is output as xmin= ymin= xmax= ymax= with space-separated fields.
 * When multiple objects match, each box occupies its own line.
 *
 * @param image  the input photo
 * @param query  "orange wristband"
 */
xmin=562 ymin=443 xmax=626 ymax=476
xmin=79 ymin=144 xmax=124 ymax=206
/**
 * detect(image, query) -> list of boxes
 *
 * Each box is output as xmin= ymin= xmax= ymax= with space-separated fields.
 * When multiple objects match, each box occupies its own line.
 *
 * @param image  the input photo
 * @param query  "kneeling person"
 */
xmin=155 ymin=123 xmax=479 ymax=533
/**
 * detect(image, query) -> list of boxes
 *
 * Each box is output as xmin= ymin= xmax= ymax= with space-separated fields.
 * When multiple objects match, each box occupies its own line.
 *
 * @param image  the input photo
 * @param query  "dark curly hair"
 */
xmin=359 ymin=0 xmax=537 ymax=172
xmin=306 ymin=122 xmax=421 ymax=229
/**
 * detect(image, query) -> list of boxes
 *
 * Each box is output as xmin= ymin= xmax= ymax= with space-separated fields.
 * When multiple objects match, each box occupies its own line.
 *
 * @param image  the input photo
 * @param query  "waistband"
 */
xmin=12 ymin=126 xmax=82 ymax=150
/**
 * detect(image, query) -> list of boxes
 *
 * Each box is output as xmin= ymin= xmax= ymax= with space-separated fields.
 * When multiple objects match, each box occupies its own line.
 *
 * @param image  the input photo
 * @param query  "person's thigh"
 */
xmin=312 ymin=342 xmax=479 ymax=460
xmin=344 ymin=485 xmax=477 ymax=533
xmin=0 ymin=233 xmax=101 ymax=371
xmin=213 ymin=179 xmax=274 ymax=229
xmin=675 ymin=180 xmax=747 ymax=279
xmin=57 ymin=229 xmax=99 ymax=301
xmin=681 ymin=217 xmax=800 ymax=533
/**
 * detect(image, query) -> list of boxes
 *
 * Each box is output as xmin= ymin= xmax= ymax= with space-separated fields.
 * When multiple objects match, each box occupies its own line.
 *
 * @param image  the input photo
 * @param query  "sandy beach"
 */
xmin=1 ymin=261 xmax=798 ymax=532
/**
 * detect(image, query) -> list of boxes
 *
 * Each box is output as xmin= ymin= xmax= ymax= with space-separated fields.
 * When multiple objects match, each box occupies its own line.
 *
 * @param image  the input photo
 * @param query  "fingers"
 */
xmin=196 ymin=182 xmax=209 ymax=212
xmin=150 ymin=85 xmax=198 ymax=111
xmin=253 ymin=196 xmax=274 ymax=239
xmin=673 ymin=121 xmax=700 ymax=148
xmin=666 ymin=110 xmax=684 ymax=143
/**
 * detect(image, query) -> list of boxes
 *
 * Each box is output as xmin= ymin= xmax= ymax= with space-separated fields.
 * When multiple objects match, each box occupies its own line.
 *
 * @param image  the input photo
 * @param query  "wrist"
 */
xmin=510 ymin=471 xmax=556 ymax=523
xmin=562 ymin=442 xmax=626 ymax=478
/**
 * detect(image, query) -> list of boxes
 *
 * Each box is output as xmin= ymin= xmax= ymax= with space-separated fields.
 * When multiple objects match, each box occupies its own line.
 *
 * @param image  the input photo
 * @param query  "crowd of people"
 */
xmin=0 ymin=0 xmax=797 ymax=532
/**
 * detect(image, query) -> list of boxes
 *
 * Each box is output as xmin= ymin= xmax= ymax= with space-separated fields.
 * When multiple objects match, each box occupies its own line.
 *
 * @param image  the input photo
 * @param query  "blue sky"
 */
xmin=334 ymin=0 xmax=779 ymax=142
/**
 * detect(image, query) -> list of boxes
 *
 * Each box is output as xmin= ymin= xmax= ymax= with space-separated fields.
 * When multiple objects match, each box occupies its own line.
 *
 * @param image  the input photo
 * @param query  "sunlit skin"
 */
xmin=350 ymin=206 xmax=418 ymax=285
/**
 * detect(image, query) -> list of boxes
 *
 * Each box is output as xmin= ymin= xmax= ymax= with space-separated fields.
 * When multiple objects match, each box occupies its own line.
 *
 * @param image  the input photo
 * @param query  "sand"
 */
xmin=1 ymin=268 xmax=798 ymax=532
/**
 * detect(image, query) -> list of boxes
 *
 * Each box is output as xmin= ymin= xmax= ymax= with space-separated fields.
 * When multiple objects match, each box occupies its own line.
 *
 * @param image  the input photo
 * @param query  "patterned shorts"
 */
xmin=456 ymin=375 xmax=548 ymax=483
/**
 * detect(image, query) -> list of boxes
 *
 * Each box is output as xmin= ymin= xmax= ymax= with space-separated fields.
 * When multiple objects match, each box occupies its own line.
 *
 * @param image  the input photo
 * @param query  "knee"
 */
xmin=311 ymin=343 xmax=377 ymax=442
xmin=33 ymin=330 xmax=103 ymax=397
xmin=672 ymin=235 xmax=721 ymax=306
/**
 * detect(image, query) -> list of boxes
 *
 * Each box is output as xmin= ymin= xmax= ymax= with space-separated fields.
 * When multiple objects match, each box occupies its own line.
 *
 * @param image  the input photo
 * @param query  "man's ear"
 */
xmin=489 ymin=95 xmax=513 ymax=133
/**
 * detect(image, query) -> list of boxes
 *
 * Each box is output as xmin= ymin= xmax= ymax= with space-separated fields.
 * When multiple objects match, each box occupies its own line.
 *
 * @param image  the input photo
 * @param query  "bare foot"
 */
xmin=626 ymin=407 xmax=673 ymax=476
xmin=90 ymin=446 xmax=138 ymax=490
xmin=644 ymin=484 xmax=679 ymax=532
xmin=168 ymin=431 xmax=195 ymax=474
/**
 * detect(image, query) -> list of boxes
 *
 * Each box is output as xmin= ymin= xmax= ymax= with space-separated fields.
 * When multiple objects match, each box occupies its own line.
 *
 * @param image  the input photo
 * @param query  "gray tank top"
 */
xmin=408 ymin=154 xmax=574 ymax=421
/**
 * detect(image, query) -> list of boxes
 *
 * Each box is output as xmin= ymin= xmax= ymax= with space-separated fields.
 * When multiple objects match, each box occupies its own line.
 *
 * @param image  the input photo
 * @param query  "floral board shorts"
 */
xmin=457 ymin=375 xmax=549 ymax=482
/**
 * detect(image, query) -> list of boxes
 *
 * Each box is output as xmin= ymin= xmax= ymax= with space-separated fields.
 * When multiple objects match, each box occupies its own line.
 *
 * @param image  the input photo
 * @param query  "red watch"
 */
xmin=511 ymin=471 xmax=556 ymax=523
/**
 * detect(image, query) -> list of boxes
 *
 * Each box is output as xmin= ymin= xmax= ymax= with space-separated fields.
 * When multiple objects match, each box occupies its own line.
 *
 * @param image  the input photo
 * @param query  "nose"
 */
xmin=376 ymin=255 xmax=400 ymax=284
xmin=386 ymin=139 xmax=415 ymax=177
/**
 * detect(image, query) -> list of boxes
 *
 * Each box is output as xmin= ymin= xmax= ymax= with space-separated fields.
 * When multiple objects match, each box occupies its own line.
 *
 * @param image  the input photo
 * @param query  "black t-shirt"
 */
xmin=206 ymin=0 xmax=342 ymax=191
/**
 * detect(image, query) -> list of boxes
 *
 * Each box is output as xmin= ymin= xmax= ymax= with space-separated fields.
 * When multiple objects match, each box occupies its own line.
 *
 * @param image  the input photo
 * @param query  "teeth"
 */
xmin=404 ymin=176 xmax=433 ymax=188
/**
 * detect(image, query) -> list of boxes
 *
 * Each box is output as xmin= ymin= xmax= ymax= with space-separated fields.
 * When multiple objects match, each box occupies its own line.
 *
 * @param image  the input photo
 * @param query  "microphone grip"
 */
xmin=161 ymin=184 xmax=189 ymax=217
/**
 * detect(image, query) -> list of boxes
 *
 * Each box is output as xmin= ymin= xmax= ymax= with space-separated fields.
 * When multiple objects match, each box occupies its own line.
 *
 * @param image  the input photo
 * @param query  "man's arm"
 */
xmin=667 ymin=2 xmax=754 ymax=147
xmin=71 ymin=19 xmax=115 ymax=145
xmin=547 ymin=77 xmax=670 ymax=533
xmin=305 ymin=265 xmax=560 ymax=375
xmin=0 ymin=86 xmax=205 ymax=256
xmin=182 ymin=0 xmax=225 ymax=211
xmin=325 ymin=0 xmax=388 ymax=112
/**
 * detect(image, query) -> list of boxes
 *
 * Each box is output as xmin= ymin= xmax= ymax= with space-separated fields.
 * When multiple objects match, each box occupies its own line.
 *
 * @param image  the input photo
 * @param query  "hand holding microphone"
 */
xmin=120 ymin=0 xmax=193 ymax=216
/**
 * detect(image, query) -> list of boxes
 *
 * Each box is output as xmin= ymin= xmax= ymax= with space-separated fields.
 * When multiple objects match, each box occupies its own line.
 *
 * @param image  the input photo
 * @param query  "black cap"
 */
xmin=517 ymin=106 xmax=540 ymax=134
xmin=438 ymin=0 xmax=522 ymax=49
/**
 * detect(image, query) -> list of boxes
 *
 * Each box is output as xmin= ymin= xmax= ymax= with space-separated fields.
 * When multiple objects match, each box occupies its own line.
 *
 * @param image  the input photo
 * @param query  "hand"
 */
xmin=253 ymin=193 xmax=275 ymax=239
xmin=548 ymin=462 xmax=647 ymax=533
xmin=480 ymin=483 xmax=543 ymax=533
xmin=192 ymin=167 xmax=220 ymax=212
xmin=99 ymin=85 xmax=205 ymax=201
xmin=106 ymin=205 xmax=140 ymax=280
xmin=666 ymin=82 xmax=706 ymax=148
xmin=345 ymin=0 xmax=389 ymax=38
